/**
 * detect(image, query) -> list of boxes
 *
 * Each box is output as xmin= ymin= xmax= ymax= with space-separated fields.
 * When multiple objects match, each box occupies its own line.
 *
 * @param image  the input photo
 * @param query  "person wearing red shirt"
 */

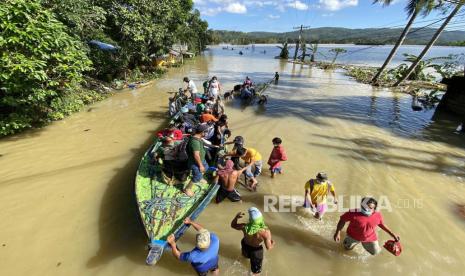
xmin=333 ymin=197 xmax=400 ymax=255
xmin=156 ymin=124 xmax=184 ymax=141
xmin=267 ymin=137 xmax=287 ymax=178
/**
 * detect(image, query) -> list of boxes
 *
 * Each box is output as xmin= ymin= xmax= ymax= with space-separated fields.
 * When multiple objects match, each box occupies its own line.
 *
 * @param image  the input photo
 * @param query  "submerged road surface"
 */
xmin=1 ymin=47 xmax=465 ymax=275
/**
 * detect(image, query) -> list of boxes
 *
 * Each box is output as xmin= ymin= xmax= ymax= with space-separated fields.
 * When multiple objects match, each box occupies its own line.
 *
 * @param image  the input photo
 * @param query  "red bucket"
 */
xmin=383 ymin=240 xmax=402 ymax=256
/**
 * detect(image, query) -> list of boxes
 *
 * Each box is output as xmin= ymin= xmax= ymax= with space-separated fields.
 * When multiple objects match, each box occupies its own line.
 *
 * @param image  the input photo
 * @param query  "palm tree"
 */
xmin=394 ymin=1 xmax=464 ymax=86
xmin=293 ymin=38 xmax=300 ymax=60
xmin=371 ymin=0 xmax=439 ymax=85
xmin=300 ymin=39 xmax=307 ymax=62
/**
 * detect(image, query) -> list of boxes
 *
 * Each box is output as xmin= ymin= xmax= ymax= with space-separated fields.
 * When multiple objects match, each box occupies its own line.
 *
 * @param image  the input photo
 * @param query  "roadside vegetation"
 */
xmin=0 ymin=0 xmax=210 ymax=136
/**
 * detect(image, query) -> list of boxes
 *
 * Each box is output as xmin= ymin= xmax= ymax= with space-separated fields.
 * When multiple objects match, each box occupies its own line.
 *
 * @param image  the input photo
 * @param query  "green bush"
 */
xmin=0 ymin=0 xmax=92 ymax=135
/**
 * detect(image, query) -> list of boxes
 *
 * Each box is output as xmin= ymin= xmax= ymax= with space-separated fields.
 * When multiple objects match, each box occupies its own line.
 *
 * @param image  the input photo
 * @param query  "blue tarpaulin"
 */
xmin=88 ymin=40 xmax=119 ymax=51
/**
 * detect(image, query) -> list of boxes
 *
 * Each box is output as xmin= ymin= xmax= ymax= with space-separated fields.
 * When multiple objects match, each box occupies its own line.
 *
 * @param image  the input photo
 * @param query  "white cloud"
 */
xmin=193 ymin=0 xmax=207 ymax=5
xmin=244 ymin=1 xmax=276 ymax=7
xmin=268 ymin=14 xmax=280 ymax=19
xmin=322 ymin=13 xmax=334 ymax=17
xmin=201 ymin=7 xmax=223 ymax=16
xmin=319 ymin=0 xmax=358 ymax=11
xmin=224 ymin=2 xmax=247 ymax=13
xmin=288 ymin=0 xmax=309 ymax=11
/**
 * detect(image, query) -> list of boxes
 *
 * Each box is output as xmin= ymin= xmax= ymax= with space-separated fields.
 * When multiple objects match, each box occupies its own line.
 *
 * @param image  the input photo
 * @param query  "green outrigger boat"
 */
xmin=135 ymin=113 xmax=220 ymax=265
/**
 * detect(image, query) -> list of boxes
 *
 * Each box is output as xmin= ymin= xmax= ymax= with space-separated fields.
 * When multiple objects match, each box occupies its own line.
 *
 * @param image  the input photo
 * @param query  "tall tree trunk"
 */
xmin=300 ymin=41 xmax=306 ymax=62
xmin=371 ymin=11 xmax=418 ymax=84
xmin=293 ymin=39 xmax=300 ymax=60
xmin=394 ymin=2 xmax=464 ymax=86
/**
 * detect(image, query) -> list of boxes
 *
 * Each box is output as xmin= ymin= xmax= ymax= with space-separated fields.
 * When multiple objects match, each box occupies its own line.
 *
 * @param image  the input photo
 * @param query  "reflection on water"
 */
xmin=1 ymin=46 xmax=465 ymax=276
xmin=214 ymin=44 xmax=465 ymax=67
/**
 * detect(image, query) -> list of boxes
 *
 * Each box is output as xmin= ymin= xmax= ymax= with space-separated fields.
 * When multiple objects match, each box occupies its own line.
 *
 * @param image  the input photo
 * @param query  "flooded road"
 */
xmin=1 ymin=46 xmax=465 ymax=275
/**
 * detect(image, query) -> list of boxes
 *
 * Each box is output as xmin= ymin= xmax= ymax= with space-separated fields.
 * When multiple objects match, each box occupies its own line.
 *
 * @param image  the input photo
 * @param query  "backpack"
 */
xmin=308 ymin=179 xmax=332 ymax=193
xmin=173 ymin=137 xmax=190 ymax=161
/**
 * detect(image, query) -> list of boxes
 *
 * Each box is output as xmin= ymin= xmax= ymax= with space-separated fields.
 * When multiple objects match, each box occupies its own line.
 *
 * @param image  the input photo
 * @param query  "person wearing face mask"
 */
xmin=208 ymin=76 xmax=221 ymax=99
xmin=333 ymin=197 xmax=400 ymax=255
xmin=267 ymin=137 xmax=287 ymax=178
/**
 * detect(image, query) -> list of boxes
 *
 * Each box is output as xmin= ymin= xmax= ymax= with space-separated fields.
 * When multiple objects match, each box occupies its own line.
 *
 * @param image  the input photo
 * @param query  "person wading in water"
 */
xmin=215 ymin=159 xmax=251 ymax=203
xmin=231 ymin=207 xmax=275 ymax=275
xmin=333 ymin=197 xmax=400 ymax=255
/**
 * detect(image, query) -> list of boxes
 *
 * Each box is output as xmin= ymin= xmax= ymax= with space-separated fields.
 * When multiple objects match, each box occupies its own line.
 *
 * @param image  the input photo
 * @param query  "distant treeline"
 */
xmin=209 ymin=28 xmax=465 ymax=46
xmin=1 ymin=0 xmax=210 ymax=136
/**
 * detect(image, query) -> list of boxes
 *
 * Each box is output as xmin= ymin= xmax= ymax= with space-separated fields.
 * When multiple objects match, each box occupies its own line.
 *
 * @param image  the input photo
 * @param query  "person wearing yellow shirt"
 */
xmin=304 ymin=172 xmax=337 ymax=220
xmin=236 ymin=147 xmax=262 ymax=191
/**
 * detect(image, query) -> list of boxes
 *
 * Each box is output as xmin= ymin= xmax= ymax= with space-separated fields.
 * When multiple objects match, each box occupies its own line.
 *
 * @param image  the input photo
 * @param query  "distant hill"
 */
xmin=210 ymin=27 xmax=465 ymax=45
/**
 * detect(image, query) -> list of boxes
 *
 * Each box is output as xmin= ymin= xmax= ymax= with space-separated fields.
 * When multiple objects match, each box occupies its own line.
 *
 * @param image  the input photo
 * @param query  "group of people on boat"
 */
xmin=155 ymin=76 xmax=400 ymax=276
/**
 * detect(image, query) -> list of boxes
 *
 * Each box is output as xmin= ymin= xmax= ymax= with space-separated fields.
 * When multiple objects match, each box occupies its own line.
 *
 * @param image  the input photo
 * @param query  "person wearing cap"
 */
xmin=231 ymin=207 xmax=274 ymax=275
xmin=236 ymin=147 xmax=262 ymax=191
xmin=304 ymin=172 xmax=337 ymax=220
xmin=224 ymin=136 xmax=245 ymax=169
xmin=167 ymin=217 xmax=220 ymax=275
xmin=185 ymin=124 xmax=211 ymax=197
xmin=333 ymin=197 xmax=400 ymax=256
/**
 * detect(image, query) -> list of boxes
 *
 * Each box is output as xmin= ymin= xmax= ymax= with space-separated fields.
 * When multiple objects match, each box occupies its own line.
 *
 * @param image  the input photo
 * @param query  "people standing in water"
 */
xmin=333 ymin=197 xmax=400 ymax=255
xmin=244 ymin=76 xmax=253 ymax=86
xmin=274 ymin=72 xmax=279 ymax=84
xmin=203 ymin=78 xmax=210 ymax=94
xmin=167 ymin=217 xmax=220 ymax=275
xmin=236 ymin=147 xmax=262 ymax=191
xmin=267 ymin=137 xmax=287 ymax=178
xmin=231 ymin=207 xmax=275 ymax=276
xmin=304 ymin=172 xmax=337 ymax=220
xmin=216 ymin=159 xmax=251 ymax=203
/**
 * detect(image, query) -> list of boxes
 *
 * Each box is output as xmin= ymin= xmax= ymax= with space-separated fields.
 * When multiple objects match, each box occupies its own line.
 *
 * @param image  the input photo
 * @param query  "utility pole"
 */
xmin=292 ymin=24 xmax=310 ymax=60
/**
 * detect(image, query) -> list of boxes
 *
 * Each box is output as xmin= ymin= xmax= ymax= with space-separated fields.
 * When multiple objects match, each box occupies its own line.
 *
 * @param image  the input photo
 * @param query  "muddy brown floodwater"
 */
xmin=1 ymin=46 xmax=465 ymax=276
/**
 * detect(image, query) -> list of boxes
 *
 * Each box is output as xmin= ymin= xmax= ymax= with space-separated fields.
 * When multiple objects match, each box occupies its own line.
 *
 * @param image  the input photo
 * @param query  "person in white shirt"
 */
xmin=183 ymin=77 xmax=198 ymax=97
xmin=208 ymin=76 xmax=221 ymax=99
